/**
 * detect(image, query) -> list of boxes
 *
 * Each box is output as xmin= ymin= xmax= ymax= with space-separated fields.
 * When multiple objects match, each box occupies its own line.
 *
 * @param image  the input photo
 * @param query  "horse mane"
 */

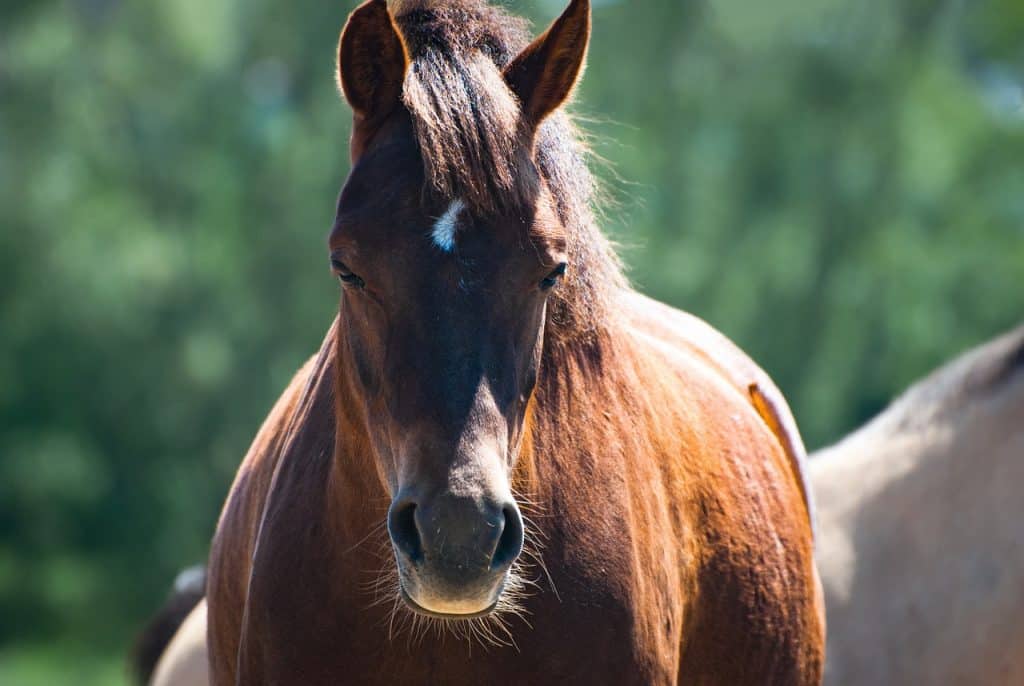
xmin=388 ymin=0 xmax=626 ymax=342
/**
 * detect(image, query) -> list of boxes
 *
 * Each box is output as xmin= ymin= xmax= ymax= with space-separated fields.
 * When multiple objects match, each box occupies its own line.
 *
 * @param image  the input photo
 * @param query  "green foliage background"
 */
xmin=1 ymin=0 xmax=1021 ymax=681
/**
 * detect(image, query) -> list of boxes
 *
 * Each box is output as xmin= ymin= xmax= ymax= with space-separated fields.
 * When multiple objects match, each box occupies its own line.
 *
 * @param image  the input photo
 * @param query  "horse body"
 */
xmin=201 ymin=1 xmax=822 ymax=683
xmin=206 ymin=293 xmax=822 ymax=685
xmin=814 ymin=325 xmax=1024 ymax=685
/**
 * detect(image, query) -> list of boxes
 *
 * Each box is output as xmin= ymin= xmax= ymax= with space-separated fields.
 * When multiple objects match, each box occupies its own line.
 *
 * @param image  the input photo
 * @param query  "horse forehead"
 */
xmin=431 ymin=199 xmax=465 ymax=252
xmin=338 ymin=135 xmax=423 ymax=213
xmin=336 ymin=129 xmax=536 ymax=250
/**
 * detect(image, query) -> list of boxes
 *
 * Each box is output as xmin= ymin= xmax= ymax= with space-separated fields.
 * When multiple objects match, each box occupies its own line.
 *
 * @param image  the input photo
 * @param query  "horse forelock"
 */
xmin=390 ymin=1 xmax=530 ymax=214
xmin=387 ymin=0 xmax=626 ymax=342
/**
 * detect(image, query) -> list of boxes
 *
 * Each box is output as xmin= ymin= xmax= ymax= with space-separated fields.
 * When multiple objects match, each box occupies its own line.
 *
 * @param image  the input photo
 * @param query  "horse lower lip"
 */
xmin=398 ymin=585 xmax=499 ymax=619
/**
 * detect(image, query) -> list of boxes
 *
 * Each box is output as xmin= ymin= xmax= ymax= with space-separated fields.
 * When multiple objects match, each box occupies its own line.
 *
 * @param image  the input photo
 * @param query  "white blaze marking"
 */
xmin=432 ymin=199 xmax=465 ymax=252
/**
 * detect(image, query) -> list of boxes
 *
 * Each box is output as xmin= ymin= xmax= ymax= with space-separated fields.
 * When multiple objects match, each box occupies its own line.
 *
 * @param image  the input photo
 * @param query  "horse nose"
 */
xmin=387 ymin=498 xmax=424 ymax=562
xmin=387 ymin=495 xmax=524 ymax=574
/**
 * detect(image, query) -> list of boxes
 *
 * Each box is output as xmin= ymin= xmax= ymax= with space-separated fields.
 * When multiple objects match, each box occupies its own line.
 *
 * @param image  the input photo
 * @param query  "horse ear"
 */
xmin=503 ymin=0 xmax=590 ymax=128
xmin=336 ymin=0 xmax=408 ymax=125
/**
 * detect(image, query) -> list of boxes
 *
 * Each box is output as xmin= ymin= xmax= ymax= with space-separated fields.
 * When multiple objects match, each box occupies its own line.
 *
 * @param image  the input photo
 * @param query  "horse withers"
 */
xmin=147 ymin=1 xmax=824 ymax=683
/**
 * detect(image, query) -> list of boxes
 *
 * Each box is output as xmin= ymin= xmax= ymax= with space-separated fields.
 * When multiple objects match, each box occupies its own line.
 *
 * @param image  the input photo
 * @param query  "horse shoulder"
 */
xmin=621 ymin=291 xmax=816 ymax=536
xmin=615 ymin=295 xmax=823 ymax=683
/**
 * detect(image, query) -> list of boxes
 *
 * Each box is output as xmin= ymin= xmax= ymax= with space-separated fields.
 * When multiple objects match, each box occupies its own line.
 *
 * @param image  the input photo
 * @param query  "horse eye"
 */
xmin=330 ymin=258 xmax=365 ymax=289
xmin=540 ymin=263 xmax=568 ymax=291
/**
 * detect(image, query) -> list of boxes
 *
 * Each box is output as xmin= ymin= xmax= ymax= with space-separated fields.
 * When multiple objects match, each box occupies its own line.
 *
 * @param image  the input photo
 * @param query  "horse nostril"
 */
xmin=491 ymin=504 xmax=524 ymax=571
xmin=388 ymin=501 xmax=422 ymax=562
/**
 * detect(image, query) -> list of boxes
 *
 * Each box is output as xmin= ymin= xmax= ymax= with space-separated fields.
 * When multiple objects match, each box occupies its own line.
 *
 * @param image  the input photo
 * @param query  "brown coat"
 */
xmin=205 ymin=1 xmax=824 ymax=683
xmin=206 ymin=295 xmax=823 ymax=684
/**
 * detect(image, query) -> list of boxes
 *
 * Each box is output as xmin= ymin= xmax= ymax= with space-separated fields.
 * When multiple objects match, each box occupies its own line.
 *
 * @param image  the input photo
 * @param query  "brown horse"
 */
xmin=203 ymin=1 xmax=824 ymax=683
xmin=813 ymin=325 xmax=1024 ymax=685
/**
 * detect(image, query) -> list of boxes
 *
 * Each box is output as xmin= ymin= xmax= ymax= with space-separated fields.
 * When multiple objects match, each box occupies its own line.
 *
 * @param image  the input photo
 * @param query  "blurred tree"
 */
xmin=0 ymin=0 xmax=1021 ymax=680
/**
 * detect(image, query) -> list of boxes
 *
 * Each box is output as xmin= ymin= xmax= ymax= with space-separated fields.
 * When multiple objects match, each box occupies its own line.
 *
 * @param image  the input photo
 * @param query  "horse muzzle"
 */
xmin=387 ymin=492 xmax=524 ymax=616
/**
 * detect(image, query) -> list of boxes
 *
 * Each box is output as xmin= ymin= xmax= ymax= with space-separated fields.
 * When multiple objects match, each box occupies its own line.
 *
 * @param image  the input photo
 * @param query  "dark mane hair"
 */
xmin=389 ymin=0 xmax=626 ymax=342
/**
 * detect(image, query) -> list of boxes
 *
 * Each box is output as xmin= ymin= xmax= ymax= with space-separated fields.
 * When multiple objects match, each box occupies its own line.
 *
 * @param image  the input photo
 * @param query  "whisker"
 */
xmin=356 ymin=486 xmax=550 ymax=653
xmin=341 ymin=520 xmax=388 ymax=556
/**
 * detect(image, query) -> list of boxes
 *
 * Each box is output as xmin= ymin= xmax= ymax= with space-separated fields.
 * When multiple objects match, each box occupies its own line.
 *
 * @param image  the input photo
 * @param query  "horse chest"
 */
xmin=241 ymin=559 xmax=674 ymax=685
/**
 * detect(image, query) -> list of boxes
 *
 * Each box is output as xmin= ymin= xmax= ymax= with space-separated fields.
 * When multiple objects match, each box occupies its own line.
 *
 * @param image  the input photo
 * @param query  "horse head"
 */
xmin=329 ymin=0 xmax=590 ymax=618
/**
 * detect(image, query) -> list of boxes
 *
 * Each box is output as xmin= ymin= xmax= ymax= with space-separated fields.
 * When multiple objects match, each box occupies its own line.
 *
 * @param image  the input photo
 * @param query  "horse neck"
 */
xmin=322 ymin=320 xmax=392 ymax=544
xmin=512 ymin=327 xmax=621 ymax=500
xmin=253 ymin=316 xmax=387 ymax=557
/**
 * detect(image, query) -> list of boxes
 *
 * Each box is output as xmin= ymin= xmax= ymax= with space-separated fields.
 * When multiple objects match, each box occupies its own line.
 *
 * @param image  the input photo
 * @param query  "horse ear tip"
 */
xmin=568 ymin=0 xmax=591 ymax=17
